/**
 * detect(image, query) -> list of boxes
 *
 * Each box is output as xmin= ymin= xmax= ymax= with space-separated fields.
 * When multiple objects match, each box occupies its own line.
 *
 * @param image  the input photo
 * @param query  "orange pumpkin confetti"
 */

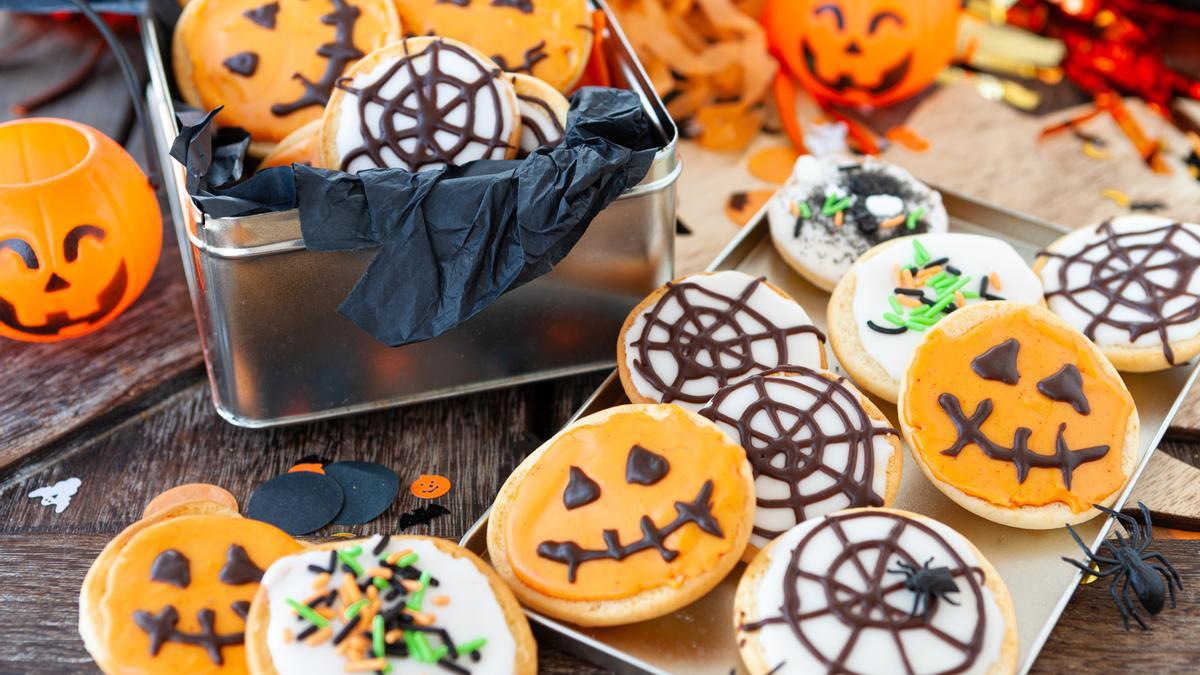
xmin=746 ymin=144 xmax=799 ymax=184
xmin=409 ymin=474 xmax=452 ymax=499
xmin=288 ymin=462 xmax=326 ymax=475
xmin=724 ymin=189 xmax=775 ymax=227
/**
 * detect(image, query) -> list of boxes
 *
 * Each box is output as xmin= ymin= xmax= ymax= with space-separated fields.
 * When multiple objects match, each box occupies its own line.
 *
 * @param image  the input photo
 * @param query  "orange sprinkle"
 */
xmin=955 ymin=291 xmax=967 ymax=308
xmin=898 ymin=294 xmax=922 ymax=308
xmin=300 ymin=591 xmax=324 ymax=607
xmin=900 ymin=268 xmax=916 ymax=289
xmin=406 ymin=609 xmax=437 ymax=626
xmin=386 ymin=549 xmax=413 ymax=565
xmin=305 ymin=626 xmax=332 ymax=646
xmin=315 ymin=607 xmax=335 ymax=620
xmin=432 ymin=595 xmax=451 ymax=607
xmin=282 ymin=628 xmax=294 ymax=644
xmin=989 ymin=272 xmax=1002 ymax=291
xmin=916 ymin=265 xmax=942 ymax=281
xmin=367 ymin=585 xmax=379 ymax=601
xmin=367 ymin=566 xmax=393 ymax=580
xmin=401 ymin=579 xmax=423 ymax=592
xmin=343 ymin=573 xmax=362 ymax=602
xmin=346 ymin=659 xmax=389 ymax=673
xmin=385 ymin=628 xmax=404 ymax=644
xmin=311 ymin=572 xmax=331 ymax=591
xmin=834 ymin=210 xmax=844 ymax=227
xmin=879 ymin=214 xmax=906 ymax=229
xmin=788 ymin=200 xmax=799 ymax=216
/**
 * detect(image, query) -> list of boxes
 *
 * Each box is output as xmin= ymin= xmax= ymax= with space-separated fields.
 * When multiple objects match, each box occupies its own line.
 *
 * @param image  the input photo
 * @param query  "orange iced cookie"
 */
xmin=391 ymin=0 xmax=592 ymax=92
xmin=487 ymin=404 xmax=755 ymax=626
xmin=898 ymin=302 xmax=1139 ymax=529
xmin=80 ymin=493 xmax=303 ymax=674
xmin=173 ymin=0 xmax=400 ymax=153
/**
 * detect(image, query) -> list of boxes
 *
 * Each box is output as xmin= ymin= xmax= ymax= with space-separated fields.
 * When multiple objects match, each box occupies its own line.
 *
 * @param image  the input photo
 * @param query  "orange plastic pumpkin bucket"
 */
xmin=0 ymin=118 xmax=161 ymax=343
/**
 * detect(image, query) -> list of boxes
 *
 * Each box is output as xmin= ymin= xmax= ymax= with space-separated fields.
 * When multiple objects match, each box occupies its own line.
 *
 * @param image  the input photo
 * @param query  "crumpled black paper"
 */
xmin=170 ymin=87 xmax=661 ymax=345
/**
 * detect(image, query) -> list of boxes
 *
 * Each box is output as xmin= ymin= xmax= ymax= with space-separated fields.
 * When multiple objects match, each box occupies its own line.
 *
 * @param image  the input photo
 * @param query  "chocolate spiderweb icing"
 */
xmin=337 ymin=39 xmax=511 ymax=172
xmin=629 ymin=277 xmax=825 ymax=405
xmin=700 ymin=367 xmax=897 ymax=542
xmin=741 ymin=511 xmax=988 ymax=674
xmin=1042 ymin=219 xmax=1200 ymax=364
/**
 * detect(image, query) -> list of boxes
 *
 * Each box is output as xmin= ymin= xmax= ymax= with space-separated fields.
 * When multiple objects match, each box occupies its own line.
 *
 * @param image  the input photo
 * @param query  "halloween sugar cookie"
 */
xmin=898 ymin=302 xmax=1139 ymax=529
xmin=173 ymin=0 xmax=401 ymax=153
xmin=1036 ymin=216 xmax=1200 ymax=372
xmin=768 ymin=155 xmax=948 ymax=291
xmin=735 ymin=508 xmax=1018 ymax=675
xmin=487 ymin=404 xmax=755 ymax=626
xmin=699 ymin=366 xmax=902 ymax=552
xmin=508 ymin=73 xmax=568 ymax=156
xmin=391 ymin=0 xmax=592 ymax=92
xmin=829 ymin=234 xmax=1044 ymax=403
xmin=257 ymin=120 xmax=320 ymax=170
xmin=322 ymin=37 xmax=521 ymax=173
xmin=80 ymin=490 xmax=303 ymax=674
xmin=618 ymin=271 xmax=826 ymax=411
xmin=245 ymin=535 xmax=536 ymax=674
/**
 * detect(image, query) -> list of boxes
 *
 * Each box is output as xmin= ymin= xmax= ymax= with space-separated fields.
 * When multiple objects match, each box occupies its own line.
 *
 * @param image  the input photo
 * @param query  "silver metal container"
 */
xmin=139 ymin=2 xmax=679 ymax=427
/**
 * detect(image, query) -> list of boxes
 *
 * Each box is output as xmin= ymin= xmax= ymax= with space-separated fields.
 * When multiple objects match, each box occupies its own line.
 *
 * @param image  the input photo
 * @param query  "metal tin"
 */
xmin=139 ymin=2 xmax=679 ymax=427
xmin=460 ymin=188 xmax=1200 ymax=674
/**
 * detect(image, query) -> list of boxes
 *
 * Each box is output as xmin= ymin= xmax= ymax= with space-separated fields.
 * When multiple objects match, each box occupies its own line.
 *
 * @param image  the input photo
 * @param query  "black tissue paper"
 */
xmin=170 ymin=87 xmax=661 ymax=346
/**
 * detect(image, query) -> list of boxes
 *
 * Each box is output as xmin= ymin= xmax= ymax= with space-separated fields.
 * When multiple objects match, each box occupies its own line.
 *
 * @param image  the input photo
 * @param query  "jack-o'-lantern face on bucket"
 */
xmin=763 ymin=0 xmax=961 ymax=107
xmin=0 ymin=118 xmax=161 ymax=343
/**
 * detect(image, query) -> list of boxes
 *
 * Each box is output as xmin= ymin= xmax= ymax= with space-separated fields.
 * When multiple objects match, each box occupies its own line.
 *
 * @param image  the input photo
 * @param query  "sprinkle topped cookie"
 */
xmin=321 ymin=37 xmax=520 ymax=173
xmin=734 ymin=508 xmax=1018 ymax=675
xmin=173 ymin=0 xmax=400 ymax=152
xmin=1036 ymin=216 xmax=1200 ymax=372
xmin=768 ymin=156 xmax=948 ymax=291
xmin=898 ymin=302 xmax=1139 ymax=529
xmin=699 ymin=367 xmax=902 ymax=551
xmin=246 ymin=535 xmax=535 ymax=674
xmin=618 ymin=271 xmax=826 ymax=410
xmin=487 ymin=404 xmax=755 ymax=626
xmin=829 ymin=234 xmax=1044 ymax=403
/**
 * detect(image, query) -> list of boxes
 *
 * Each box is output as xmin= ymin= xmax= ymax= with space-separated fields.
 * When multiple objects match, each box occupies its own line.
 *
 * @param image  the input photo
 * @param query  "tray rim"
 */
xmin=460 ymin=187 xmax=1200 ymax=675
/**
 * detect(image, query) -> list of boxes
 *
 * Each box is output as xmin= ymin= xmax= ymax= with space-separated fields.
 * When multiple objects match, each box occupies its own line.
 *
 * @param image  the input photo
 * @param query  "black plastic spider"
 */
xmin=887 ymin=556 xmax=961 ymax=620
xmin=1062 ymin=502 xmax=1182 ymax=631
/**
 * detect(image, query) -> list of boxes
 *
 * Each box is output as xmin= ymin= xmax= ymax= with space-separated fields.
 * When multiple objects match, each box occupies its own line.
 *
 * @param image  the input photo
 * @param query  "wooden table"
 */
xmin=1 ymin=13 xmax=1197 ymax=674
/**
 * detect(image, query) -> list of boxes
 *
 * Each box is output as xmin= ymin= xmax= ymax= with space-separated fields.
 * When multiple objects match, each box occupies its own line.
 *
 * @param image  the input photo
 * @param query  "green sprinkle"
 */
xmin=909 ymin=304 xmax=931 ymax=317
xmin=910 ymin=314 xmax=941 ymax=326
xmin=394 ymin=552 xmax=419 ymax=567
xmin=947 ymin=275 xmax=973 ymax=295
xmin=343 ymin=598 xmax=369 ymax=620
xmin=411 ymin=632 xmax=435 ymax=663
xmin=906 ymin=206 xmax=927 ymax=230
xmin=928 ymin=271 xmax=948 ymax=286
xmin=883 ymin=312 xmax=907 ymax=327
xmin=458 ymin=638 xmax=488 ymax=654
xmin=285 ymin=598 xmax=330 ymax=628
xmin=373 ymin=577 xmax=389 ymax=591
xmin=821 ymin=194 xmax=852 ymax=216
xmin=821 ymin=193 xmax=837 ymax=214
xmin=373 ymin=615 xmax=386 ymax=658
xmin=887 ymin=295 xmax=903 ymax=314
xmin=926 ymin=293 xmax=957 ymax=316
xmin=407 ymin=570 xmax=432 ymax=610
xmin=904 ymin=321 xmax=927 ymax=332
xmin=344 ymin=545 xmax=362 ymax=556
xmin=431 ymin=645 xmax=449 ymax=661
xmin=337 ymin=550 xmax=364 ymax=576
xmin=912 ymin=239 xmax=930 ymax=265
xmin=798 ymin=201 xmax=811 ymax=219
xmin=961 ymin=290 xmax=980 ymax=299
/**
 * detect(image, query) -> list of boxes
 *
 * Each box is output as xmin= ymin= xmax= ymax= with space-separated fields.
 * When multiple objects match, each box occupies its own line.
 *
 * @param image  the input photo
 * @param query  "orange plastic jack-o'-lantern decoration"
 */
xmin=0 ymin=118 xmax=162 ymax=343
xmin=764 ymin=0 xmax=961 ymax=108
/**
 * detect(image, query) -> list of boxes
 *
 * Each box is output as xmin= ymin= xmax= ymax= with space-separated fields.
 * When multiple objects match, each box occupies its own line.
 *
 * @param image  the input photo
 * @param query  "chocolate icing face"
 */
xmin=563 ymin=466 xmax=601 ymax=509
xmin=270 ymin=0 xmax=365 ymax=116
xmin=970 ymin=338 xmax=1020 ymax=385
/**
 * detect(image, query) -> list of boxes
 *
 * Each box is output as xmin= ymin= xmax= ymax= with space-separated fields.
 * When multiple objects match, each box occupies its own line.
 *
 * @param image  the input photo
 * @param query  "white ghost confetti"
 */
xmin=28 ymin=477 xmax=81 ymax=514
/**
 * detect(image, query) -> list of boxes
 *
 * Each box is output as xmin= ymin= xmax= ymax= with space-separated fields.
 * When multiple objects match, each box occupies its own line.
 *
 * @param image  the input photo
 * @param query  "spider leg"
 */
xmin=1109 ymin=575 xmax=1131 ymax=631
xmin=1061 ymin=556 xmax=1116 ymax=578
xmin=1119 ymin=575 xmax=1149 ymax=631
xmin=1095 ymin=503 xmax=1141 ymax=546
xmin=1141 ymin=553 xmax=1183 ymax=588
xmin=1138 ymin=502 xmax=1154 ymax=549
xmin=910 ymin=592 xmax=921 ymax=619
xmin=924 ymin=556 xmax=935 ymax=569
xmin=939 ymin=591 xmax=961 ymax=607
xmin=1065 ymin=525 xmax=1119 ymax=565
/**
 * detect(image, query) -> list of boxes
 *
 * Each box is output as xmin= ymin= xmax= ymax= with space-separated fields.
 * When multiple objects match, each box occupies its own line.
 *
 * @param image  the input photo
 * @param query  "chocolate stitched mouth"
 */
xmin=801 ymin=39 xmax=912 ymax=96
xmin=0 ymin=260 xmax=127 ymax=335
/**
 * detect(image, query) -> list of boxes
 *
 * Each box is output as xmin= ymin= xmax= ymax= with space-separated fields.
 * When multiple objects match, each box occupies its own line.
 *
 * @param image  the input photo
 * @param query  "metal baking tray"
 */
xmin=138 ymin=1 xmax=679 ymax=427
xmin=461 ymin=188 xmax=1200 ymax=674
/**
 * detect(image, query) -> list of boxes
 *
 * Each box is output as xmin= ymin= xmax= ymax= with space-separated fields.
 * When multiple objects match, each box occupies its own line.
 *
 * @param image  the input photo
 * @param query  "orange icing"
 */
xmin=99 ymin=515 xmax=302 ymax=673
xmin=391 ymin=0 xmax=592 ymax=92
xmin=903 ymin=311 xmax=1134 ymax=513
xmin=506 ymin=406 xmax=749 ymax=600
xmin=178 ymin=0 xmax=398 ymax=143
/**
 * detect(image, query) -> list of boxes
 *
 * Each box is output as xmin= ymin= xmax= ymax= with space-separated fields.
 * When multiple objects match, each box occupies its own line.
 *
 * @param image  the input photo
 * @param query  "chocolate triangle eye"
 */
xmin=563 ymin=466 xmax=600 ymax=509
xmin=218 ymin=544 xmax=264 ymax=585
xmin=149 ymin=549 xmax=190 ymax=588
xmin=971 ymin=338 xmax=1020 ymax=385
xmin=243 ymin=2 xmax=280 ymax=29
xmin=1037 ymin=364 xmax=1090 ymax=414
xmin=223 ymin=52 xmax=259 ymax=77
xmin=626 ymin=444 xmax=670 ymax=485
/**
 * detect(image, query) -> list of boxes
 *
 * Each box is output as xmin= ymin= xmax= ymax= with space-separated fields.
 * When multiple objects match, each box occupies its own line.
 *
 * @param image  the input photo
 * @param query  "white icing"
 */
xmin=262 ymin=536 xmax=516 ymax=674
xmin=768 ymin=155 xmax=949 ymax=286
xmin=746 ymin=513 xmax=1007 ymax=675
xmin=852 ymin=233 xmax=1044 ymax=382
xmin=335 ymin=43 xmax=516 ymax=173
xmin=702 ymin=370 xmax=898 ymax=549
xmin=516 ymin=95 xmax=564 ymax=154
xmin=623 ymin=271 xmax=825 ymax=411
xmin=1039 ymin=215 xmax=1200 ymax=348
xmin=865 ymin=194 xmax=904 ymax=218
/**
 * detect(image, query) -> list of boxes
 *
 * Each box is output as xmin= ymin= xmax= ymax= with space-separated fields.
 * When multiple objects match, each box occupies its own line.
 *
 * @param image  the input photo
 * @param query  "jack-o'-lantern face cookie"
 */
xmin=898 ymin=302 xmax=1139 ymax=530
xmin=391 ymin=0 xmax=593 ymax=92
xmin=80 ymin=494 xmax=303 ymax=673
xmin=487 ymin=404 xmax=755 ymax=626
xmin=173 ymin=0 xmax=401 ymax=152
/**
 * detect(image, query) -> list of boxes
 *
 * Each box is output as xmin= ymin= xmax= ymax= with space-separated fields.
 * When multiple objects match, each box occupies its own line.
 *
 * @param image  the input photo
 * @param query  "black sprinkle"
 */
xmin=385 ymin=589 xmax=401 ymax=601
xmin=793 ymin=216 xmax=804 ymax=238
xmin=327 ymin=552 xmax=338 ymax=574
xmin=894 ymin=288 xmax=924 ymax=297
xmin=372 ymin=535 xmax=391 ymax=556
xmin=922 ymin=257 xmax=948 ymax=269
xmin=296 ymin=624 xmax=319 ymax=640
xmin=333 ymin=614 xmax=361 ymax=645
xmin=437 ymin=659 xmax=471 ymax=674
xmin=471 ymin=650 xmax=482 ymax=662
xmin=867 ymin=320 xmax=906 ymax=335
xmin=306 ymin=564 xmax=327 ymax=574
xmin=945 ymin=265 xmax=962 ymax=276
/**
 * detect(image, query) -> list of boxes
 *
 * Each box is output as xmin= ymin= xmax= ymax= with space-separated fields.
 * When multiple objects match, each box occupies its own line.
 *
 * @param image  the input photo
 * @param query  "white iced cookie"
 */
xmin=698 ymin=367 xmax=903 ymax=553
xmin=508 ymin=73 xmax=567 ymax=156
xmin=1035 ymin=216 xmax=1200 ymax=372
xmin=617 ymin=271 xmax=827 ymax=411
xmin=829 ymin=234 xmax=1045 ymax=403
xmin=321 ymin=37 xmax=521 ymax=173
xmin=768 ymin=155 xmax=948 ymax=291
xmin=734 ymin=508 xmax=1018 ymax=675
xmin=246 ymin=535 xmax=536 ymax=674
